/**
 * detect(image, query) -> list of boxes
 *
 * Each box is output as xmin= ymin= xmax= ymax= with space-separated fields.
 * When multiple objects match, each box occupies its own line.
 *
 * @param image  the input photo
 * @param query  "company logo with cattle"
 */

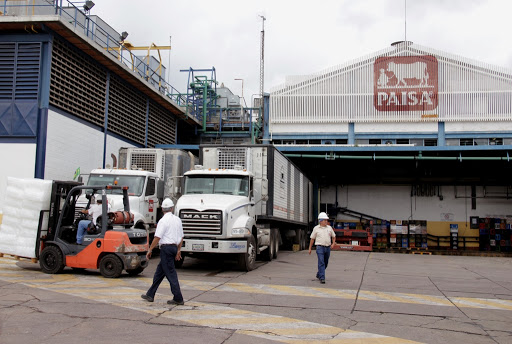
xmin=374 ymin=55 xmax=438 ymax=112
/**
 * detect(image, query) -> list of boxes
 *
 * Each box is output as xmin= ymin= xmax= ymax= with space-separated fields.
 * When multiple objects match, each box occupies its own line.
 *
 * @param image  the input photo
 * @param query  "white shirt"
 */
xmin=88 ymin=202 xmax=110 ymax=225
xmin=155 ymin=212 xmax=184 ymax=246
xmin=310 ymin=224 xmax=336 ymax=246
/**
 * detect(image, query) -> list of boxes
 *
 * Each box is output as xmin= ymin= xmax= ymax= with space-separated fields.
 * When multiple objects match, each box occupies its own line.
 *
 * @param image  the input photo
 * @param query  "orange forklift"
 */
xmin=37 ymin=182 xmax=149 ymax=278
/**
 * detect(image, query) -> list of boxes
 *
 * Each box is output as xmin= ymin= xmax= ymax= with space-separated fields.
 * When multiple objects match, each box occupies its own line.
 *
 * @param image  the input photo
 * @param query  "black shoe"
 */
xmin=320 ymin=279 xmax=325 ymax=284
xmin=167 ymin=299 xmax=184 ymax=306
xmin=141 ymin=294 xmax=154 ymax=302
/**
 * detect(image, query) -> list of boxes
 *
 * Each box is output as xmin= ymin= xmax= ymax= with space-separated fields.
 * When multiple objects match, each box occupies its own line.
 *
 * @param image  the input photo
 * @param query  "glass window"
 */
xmin=88 ymin=174 xmax=146 ymax=196
xmin=184 ymin=176 xmax=249 ymax=196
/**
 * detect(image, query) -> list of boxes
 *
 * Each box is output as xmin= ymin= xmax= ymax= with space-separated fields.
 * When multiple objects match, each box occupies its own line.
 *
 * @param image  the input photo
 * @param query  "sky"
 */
xmin=92 ymin=0 xmax=512 ymax=106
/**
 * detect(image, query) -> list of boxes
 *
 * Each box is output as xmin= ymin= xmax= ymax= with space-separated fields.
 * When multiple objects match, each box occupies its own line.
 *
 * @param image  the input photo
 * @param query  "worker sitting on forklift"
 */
xmin=76 ymin=196 xmax=110 ymax=244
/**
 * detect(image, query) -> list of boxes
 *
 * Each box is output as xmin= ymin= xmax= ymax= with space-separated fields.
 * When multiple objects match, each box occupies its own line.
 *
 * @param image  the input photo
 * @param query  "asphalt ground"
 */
xmin=0 ymin=250 xmax=511 ymax=343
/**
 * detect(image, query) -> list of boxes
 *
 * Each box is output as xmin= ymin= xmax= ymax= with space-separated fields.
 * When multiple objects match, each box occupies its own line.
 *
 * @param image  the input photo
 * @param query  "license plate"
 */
xmin=192 ymin=244 xmax=204 ymax=251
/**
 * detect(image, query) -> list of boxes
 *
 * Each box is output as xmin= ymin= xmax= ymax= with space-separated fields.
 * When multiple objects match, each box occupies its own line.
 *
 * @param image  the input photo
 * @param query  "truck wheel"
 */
xmin=174 ymin=255 xmax=185 ymax=269
xmin=99 ymin=254 xmax=123 ymax=278
xmin=301 ymin=229 xmax=307 ymax=250
xmin=262 ymin=229 xmax=274 ymax=261
xmin=238 ymin=236 xmax=256 ymax=271
xmin=40 ymin=246 xmax=65 ymax=274
xmin=273 ymin=228 xmax=279 ymax=259
xmin=126 ymin=267 xmax=144 ymax=276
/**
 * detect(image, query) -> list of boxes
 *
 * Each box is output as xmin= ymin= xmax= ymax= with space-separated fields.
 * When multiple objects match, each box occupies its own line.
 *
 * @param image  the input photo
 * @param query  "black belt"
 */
xmin=160 ymin=244 xmax=177 ymax=247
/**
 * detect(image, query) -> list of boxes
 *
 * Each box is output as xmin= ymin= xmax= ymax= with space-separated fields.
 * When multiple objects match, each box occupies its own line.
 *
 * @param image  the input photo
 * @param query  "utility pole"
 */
xmin=259 ymin=15 xmax=266 ymax=101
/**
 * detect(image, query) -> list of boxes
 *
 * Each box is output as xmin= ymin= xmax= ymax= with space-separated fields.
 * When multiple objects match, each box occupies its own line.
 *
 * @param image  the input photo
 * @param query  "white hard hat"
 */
xmin=318 ymin=212 xmax=329 ymax=220
xmin=162 ymin=198 xmax=174 ymax=208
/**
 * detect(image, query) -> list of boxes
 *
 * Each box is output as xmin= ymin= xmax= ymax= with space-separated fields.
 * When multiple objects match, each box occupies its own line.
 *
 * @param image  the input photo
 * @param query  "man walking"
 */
xmin=308 ymin=212 xmax=336 ymax=284
xmin=141 ymin=198 xmax=185 ymax=305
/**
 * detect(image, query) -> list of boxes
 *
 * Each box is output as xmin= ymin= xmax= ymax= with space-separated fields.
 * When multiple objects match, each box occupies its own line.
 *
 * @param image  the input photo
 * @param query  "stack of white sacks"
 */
xmin=0 ymin=177 xmax=52 ymax=258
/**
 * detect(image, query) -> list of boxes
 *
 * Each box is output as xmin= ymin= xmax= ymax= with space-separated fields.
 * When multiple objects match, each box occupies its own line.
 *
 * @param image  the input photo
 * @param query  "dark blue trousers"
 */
xmin=316 ymin=245 xmax=331 ymax=280
xmin=146 ymin=245 xmax=183 ymax=302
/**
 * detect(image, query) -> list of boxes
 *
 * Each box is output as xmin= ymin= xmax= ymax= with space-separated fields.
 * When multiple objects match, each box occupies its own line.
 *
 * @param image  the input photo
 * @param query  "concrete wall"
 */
xmin=45 ymin=110 xmax=135 ymax=181
xmin=320 ymin=184 xmax=512 ymax=238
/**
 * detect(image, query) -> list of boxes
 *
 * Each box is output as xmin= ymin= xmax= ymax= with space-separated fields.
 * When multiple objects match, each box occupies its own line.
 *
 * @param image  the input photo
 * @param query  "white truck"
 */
xmin=78 ymin=148 xmax=196 ymax=238
xmin=176 ymin=144 xmax=313 ymax=271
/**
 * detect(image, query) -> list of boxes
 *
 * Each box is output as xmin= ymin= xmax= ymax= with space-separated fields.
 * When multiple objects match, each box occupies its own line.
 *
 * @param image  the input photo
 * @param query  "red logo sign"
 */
xmin=374 ymin=55 xmax=438 ymax=112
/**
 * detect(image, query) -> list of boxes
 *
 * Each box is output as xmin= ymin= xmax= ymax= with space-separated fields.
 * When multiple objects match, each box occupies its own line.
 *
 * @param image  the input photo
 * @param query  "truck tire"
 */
xmin=272 ymin=228 xmax=279 ymax=259
xmin=301 ymin=229 xmax=307 ymax=250
xmin=40 ymin=246 xmax=65 ymax=274
xmin=238 ymin=236 xmax=256 ymax=271
xmin=262 ymin=229 xmax=274 ymax=261
xmin=99 ymin=254 xmax=123 ymax=278
xmin=174 ymin=255 xmax=185 ymax=268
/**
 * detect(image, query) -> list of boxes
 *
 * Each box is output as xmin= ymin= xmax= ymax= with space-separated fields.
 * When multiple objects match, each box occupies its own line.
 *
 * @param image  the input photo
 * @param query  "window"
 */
xmin=145 ymin=178 xmax=155 ymax=196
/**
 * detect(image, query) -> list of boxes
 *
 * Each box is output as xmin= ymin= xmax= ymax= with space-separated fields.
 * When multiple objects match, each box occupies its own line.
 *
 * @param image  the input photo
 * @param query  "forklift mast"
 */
xmin=47 ymin=181 xmax=83 ymax=240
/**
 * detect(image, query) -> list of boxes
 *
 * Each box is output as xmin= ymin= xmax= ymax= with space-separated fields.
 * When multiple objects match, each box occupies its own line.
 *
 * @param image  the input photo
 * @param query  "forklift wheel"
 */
xmin=40 ymin=246 xmax=65 ymax=274
xmin=99 ymin=254 xmax=123 ymax=278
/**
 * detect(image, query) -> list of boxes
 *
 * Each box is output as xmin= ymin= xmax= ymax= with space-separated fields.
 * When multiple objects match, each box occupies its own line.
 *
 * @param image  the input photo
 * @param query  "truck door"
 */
xmin=145 ymin=177 xmax=158 ymax=223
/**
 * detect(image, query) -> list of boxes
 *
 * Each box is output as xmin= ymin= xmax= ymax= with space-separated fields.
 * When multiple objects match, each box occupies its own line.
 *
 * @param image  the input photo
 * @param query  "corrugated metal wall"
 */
xmin=49 ymin=37 xmax=176 ymax=147
xmin=270 ymin=43 xmax=512 ymax=124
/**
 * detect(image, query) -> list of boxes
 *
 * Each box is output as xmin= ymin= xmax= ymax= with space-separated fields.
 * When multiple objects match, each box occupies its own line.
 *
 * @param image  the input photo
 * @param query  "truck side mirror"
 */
xmin=261 ymin=178 xmax=268 ymax=201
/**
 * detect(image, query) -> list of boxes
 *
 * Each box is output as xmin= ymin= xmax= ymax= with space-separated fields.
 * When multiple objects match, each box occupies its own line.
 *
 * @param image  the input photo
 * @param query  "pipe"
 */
xmin=284 ymin=153 xmax=512 ymax=161
xmin=187 ymin=151 xmax=195 ymax=171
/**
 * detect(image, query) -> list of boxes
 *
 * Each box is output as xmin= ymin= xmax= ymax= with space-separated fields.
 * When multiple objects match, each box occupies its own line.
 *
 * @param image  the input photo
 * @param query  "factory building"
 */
xmin=267 ymin=42 xmax=512 ymax=250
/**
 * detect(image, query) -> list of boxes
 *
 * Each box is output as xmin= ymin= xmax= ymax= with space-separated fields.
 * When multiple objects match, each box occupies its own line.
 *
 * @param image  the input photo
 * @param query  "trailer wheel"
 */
xmin=300 ymin=229 xmax=308 ymax=250
xmin=238 ymin=236 xmax=256 ymax=271
xmin=273 ymin=228 xmax=280 ymax=259
xmin=262 ymin=229 xmax=274 ymax=261
xmin=40 ymin=246 xmax=65 ymax=274
xmin=126 ymin=267 xmax=144 ymax=276
xmin=99 ymin=254 xmax=123 ymax=278
xmin=174 ymin=255 xmax=185 ymax=269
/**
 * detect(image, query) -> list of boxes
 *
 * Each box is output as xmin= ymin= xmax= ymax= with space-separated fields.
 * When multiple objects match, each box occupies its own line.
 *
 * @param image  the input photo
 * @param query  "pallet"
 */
xmin=411 ymin=251 xmax=432 ymax=255
xmin=0 ymin=253 xmax=38 ymax=263
xmin=388 ymin=247 xmax=410 ymax=254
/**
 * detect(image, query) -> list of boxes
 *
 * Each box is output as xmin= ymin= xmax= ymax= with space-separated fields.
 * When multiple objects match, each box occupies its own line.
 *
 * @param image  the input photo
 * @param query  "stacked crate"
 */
xmin=372 ymin=220 xmax=388 ymax=249
xmin=389 ymin=220 xmax=409 ymax=248
xmin=478 ymin=217 xmax=512 ymax=252
xmin=409 ymin=221 xmax=427 ymax=249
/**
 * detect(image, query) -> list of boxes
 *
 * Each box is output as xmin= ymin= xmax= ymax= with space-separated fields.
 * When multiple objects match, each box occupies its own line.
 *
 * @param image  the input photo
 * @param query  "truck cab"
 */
xmin=78 ymin=169 xmax=161 ymax=234
xmin=176 ymin=166 xmax=262 ymax=270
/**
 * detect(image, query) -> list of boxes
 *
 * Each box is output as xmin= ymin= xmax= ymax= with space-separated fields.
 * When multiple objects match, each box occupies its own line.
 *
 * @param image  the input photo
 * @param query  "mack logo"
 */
xmin=374 ymin=55 xmax=438 ymax=112
xmin=183 ymin=214 xmax=220 ymax=220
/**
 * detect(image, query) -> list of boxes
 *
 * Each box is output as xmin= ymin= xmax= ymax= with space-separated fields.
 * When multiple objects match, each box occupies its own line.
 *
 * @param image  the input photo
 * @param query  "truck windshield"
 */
xmin=184 ymin=175 xmax=249 ymax=196
xmin=88 ymin=174 xmax=145 ymax=196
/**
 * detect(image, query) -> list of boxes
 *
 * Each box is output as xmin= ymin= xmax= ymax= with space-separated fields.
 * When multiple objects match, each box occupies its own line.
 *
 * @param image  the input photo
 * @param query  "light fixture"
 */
xmin=119 ymin=31 xmax=129 ymax=41
xmin=83 ymin=1 xmax=95 ymax=12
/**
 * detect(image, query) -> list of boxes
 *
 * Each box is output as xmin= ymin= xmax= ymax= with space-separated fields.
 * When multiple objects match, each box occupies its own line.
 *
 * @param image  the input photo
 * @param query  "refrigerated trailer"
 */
xmin=176 ymin=144 xmax=313 ymax=271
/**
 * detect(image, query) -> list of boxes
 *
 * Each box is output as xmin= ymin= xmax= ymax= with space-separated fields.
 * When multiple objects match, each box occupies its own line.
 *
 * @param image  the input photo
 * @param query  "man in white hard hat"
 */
xmin=141 ymin=198 xmax=185 ymax=305
xmin=308 ymin=212 xmax=336 ymax=284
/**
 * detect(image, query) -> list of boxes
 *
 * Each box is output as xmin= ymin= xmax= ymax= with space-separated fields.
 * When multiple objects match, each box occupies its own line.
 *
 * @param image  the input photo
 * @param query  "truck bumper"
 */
xmin=181 ymin=239 xmax=247 ymax=253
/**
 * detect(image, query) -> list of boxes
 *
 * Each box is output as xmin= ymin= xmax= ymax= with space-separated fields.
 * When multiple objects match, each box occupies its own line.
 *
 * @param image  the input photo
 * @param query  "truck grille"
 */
xmin=180 ymin=209 xmax=222 ymax=235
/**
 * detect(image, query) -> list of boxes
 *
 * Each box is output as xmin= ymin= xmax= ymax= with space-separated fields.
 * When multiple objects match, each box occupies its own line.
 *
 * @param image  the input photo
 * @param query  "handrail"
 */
xmin=427 ymin=233 xmax=479 ymax=250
